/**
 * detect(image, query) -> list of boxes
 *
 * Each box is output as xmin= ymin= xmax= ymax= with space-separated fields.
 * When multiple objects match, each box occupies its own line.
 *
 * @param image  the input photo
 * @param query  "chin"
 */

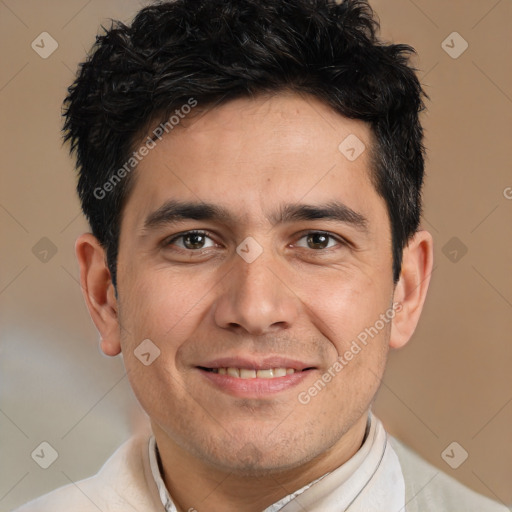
xmin=198 ymin=435 xmax=320 ymax=476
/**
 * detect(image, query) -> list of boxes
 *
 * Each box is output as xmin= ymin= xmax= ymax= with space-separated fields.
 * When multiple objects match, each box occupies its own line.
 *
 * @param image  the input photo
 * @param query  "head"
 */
xmin=66 ymin=0 xmax=433 ymax=476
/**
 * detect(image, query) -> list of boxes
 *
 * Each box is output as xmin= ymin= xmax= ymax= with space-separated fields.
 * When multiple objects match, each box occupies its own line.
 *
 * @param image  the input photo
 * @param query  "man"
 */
xmin=15 ymin=0 xmax=507 ymax=511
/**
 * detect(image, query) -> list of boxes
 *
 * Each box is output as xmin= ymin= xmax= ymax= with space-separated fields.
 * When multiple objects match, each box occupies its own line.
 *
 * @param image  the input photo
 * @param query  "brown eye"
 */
xmin=166 ymin=230 xmax=215 ymax=250
xmin=307 ymin=233 xmax=329 ymax=249
xmin=295 ymin=231 xmax=343 ymax=250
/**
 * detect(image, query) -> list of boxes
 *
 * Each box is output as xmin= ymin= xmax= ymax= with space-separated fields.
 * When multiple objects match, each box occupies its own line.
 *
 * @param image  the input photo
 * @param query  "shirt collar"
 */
xmin=148 ymin=436 xmax=175 ymax=511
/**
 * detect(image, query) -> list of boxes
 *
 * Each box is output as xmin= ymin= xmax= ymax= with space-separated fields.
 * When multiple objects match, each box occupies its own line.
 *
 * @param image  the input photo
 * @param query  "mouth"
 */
xmin=198 ymin=366 xmax=315 ymax=379
xmin=195 ymin=358 xmax=317 ymax=397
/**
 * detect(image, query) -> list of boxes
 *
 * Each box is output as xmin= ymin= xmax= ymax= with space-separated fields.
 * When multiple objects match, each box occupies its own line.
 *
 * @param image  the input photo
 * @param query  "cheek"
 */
xmin=298 ymin=266 xmax=391 ymax=353
xmin=123 ymin=351 xmax=196 ymax=436
xmin=117 ymin=270 xmax=201 ymax=418
xmin=117 ymin=268 xmax=215 ymax=407
xmin=295 ymin=266 xmax=392 ymax=402
xmin=119 ymin=267 xmax=209 ymax=349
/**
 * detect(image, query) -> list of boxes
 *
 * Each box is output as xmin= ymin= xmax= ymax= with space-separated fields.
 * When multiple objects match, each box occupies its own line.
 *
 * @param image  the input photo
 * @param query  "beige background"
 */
xmin=0 ymin=0 xmax=511 ymax=510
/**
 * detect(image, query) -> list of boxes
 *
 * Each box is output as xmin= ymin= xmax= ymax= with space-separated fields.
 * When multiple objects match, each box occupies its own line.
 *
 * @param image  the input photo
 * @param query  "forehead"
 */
xmin=121 ymin=92 xmax=384 ymax=232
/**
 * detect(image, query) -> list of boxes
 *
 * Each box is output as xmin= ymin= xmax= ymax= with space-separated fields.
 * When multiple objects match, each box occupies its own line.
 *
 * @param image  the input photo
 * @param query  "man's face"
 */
xmin=116 ymin=93 xmax=395 ymax=473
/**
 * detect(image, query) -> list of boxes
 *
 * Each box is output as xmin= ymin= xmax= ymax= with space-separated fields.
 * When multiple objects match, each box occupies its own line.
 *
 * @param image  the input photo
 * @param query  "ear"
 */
xmin=75 ymin=233 xmax=121 ymax=356
xmin=390 ymin=230 xmax=434 ymax=349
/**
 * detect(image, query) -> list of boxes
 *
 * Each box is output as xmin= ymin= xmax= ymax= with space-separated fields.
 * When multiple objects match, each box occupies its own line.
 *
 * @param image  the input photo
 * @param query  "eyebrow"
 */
xmin=141 ymin=199 xmax=369 ymax=233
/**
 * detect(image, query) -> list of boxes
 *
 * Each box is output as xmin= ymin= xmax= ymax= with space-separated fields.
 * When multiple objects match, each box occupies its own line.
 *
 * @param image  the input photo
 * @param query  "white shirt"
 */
xmin=15 ymin=412 xmax=508 ymax=511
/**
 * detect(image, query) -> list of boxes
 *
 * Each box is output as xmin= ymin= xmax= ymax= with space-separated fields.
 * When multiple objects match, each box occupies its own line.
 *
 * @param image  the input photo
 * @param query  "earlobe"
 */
xmin=100 ymin=336 xmax=121 ymax=356
xmin=389 ymin=230 xmax=434 ymax=349
xmin=75 ymin=233 xmax=122 ymax=356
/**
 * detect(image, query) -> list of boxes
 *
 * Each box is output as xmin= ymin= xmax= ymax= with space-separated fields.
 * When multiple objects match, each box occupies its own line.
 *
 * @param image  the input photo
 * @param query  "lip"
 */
xmin=198 ymin=367 xmax=316 ymax=397
xmin=196 ymin=356 xmax=316 ymax=371
xmin=195 ymin=356 xmax=317 ymax=398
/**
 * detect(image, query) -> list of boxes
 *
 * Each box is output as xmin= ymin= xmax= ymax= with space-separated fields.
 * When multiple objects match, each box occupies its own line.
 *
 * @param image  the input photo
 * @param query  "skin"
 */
xmin=76 ymin=92 xmax=433 ymax=512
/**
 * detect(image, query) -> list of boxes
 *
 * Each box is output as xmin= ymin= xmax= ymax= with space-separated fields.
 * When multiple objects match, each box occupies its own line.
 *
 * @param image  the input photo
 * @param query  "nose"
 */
xmin=213 ymin=249 xmax=301 ymax=336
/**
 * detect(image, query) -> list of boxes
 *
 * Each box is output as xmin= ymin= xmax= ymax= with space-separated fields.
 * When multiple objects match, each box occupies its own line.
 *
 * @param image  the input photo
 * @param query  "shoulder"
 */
xmin=389 ymin=436 xmax=509 ymax=512
xmin=12 ymin=434 xmax=162 ymax=512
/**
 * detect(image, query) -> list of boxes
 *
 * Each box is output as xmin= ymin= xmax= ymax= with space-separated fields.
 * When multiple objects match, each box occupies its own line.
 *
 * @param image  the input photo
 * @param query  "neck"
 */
xmin=152 ymin=413 xmax=369 ymax=512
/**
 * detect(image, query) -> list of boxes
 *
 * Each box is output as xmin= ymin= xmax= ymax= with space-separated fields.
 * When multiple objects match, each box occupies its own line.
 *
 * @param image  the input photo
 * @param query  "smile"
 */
xmin=201 ymin=367 xmax=301 ymax=379
xmin=197 ymin=365 xmax=316 ymax=397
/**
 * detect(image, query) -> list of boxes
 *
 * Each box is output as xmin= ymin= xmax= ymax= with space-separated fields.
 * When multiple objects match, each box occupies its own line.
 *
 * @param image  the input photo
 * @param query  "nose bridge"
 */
xmin=213 ymin=244 xmax=299 ymax=335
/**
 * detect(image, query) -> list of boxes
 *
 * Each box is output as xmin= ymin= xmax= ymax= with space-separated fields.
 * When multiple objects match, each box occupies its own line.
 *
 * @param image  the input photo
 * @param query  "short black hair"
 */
xmin=63 ymin=0 xmax=426 ymax=290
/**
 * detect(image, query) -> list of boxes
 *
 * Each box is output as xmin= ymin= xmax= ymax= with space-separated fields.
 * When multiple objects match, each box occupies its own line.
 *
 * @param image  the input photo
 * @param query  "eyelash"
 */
xmin=164 ymin=229 xmax=347 ymax=252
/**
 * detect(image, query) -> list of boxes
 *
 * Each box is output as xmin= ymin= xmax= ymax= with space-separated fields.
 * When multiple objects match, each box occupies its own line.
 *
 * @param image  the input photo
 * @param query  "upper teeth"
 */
xmin=213 ymin=368 xmax=296 ymax=379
